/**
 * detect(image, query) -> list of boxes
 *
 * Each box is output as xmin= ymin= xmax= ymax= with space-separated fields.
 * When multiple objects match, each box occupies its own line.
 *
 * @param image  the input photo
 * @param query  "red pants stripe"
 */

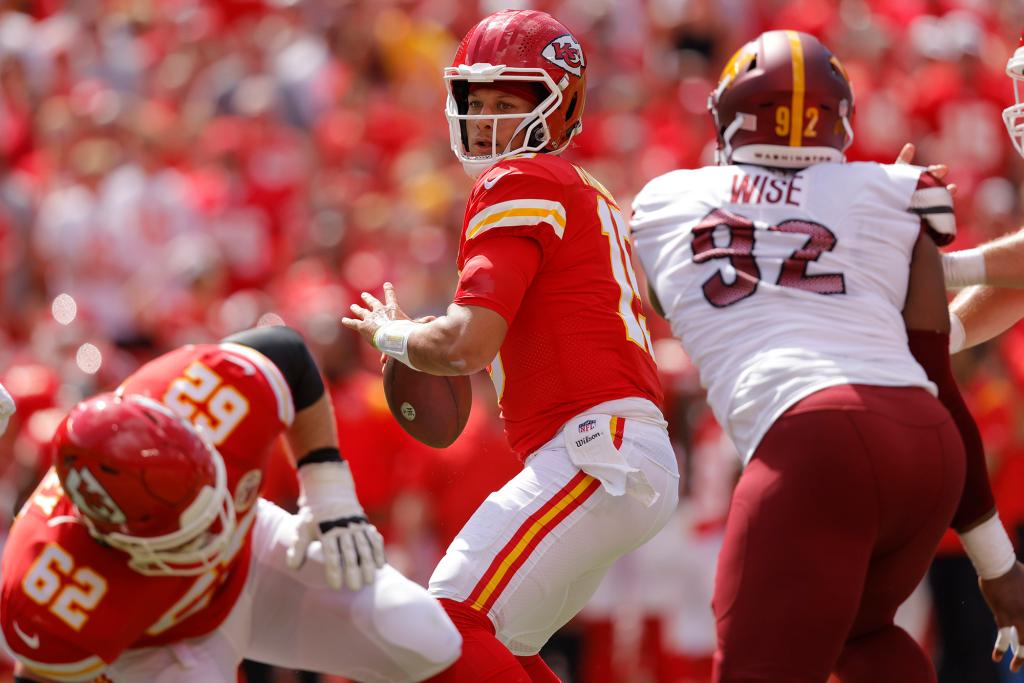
xmin=713 ymin=385 xmax=965 ymax=683
xmin=465 ymin=470 xmax=601 ymax=614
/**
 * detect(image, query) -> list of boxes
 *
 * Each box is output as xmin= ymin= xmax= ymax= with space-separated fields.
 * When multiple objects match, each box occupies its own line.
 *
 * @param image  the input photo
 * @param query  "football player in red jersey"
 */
xmin=344 ymin=9 xmax=679 ymax=683
xmin=629 ymin=30 xmax=1024 ymax=683
xmin=0 ymin=325 xmax=461 ymax=683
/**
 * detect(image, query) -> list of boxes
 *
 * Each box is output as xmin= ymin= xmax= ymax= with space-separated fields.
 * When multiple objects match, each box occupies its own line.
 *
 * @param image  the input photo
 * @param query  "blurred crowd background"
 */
xmin=0 ymin=0 xmax=1023 ymax=681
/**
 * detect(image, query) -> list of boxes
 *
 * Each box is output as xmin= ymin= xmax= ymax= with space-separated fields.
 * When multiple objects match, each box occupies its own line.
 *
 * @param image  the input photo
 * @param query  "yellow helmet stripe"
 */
xmin=786 ymin=30 xmax=806 ymax=147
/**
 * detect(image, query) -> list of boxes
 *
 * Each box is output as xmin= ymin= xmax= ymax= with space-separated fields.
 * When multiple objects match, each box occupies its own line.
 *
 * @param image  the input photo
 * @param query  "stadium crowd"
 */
xmin=0 ymin=0 xmax=1023 ymax=681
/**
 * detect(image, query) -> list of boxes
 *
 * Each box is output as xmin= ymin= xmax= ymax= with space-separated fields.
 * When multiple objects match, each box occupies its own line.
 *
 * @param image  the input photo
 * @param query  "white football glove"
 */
xmin=0 ymin=382 xmax=14 ymax=436
xmin=286 ymin=461 xmax=385 ymax=591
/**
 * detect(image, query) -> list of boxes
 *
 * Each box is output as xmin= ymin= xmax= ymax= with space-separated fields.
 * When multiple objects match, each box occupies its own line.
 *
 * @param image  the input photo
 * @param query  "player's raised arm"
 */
xmin=943 ymin=226 xmax=1024 ymax=290
xmin=342 ymin=281 xmax=509 ymax=376
xmin=949 ymin=286 xmax=1024 ymax=352
xmin=221 ymin=325 xmax=385 ymax=591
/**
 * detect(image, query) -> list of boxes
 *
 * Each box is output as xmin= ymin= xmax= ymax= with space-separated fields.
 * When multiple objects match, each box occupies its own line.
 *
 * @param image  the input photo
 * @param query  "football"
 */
xmin=382 ymin=358 xmax=472 ymax=448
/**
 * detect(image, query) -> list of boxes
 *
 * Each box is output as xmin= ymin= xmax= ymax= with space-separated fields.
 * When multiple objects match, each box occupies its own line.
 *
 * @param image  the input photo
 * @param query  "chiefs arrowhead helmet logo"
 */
xmin=542 ymin=34 xmax=585 ymax=77
xmin=64 ymin=466 xmax=127 ymax=526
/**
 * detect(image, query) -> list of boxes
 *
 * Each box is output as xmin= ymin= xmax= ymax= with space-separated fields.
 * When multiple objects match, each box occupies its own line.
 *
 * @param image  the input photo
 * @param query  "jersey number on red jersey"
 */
xmin=597 ymin=197 xmax=654 ymax=354
xmin=23 ymin=544 xmax=107 ymax=632
xmin=162 ymin=362 xmax=250 ymax=445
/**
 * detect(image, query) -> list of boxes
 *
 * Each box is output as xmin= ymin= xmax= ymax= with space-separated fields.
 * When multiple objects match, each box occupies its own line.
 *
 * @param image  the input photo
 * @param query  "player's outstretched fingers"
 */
xmin=896 ymin=142 xmax=915 ymax=164
xmin=352 ymin=529 xmax=376 ymax=586
xmin=361 ymin=291 xmax=384 ymax=311
xmin=1012 ymin=626 xmax=1024 ymax=672
xmin=368 ymin=525 xmax=386 ymax=568
xmin=995 ymin=626 xmax=1014 ymax=660
xmin=320 ymin=533 xmax=344 ymax=590
xmin=383 ymin=281 xmax=398 ymax=309
xmin=995 ymin=625 xmax=1022 ymax=669
xmin=286 ymin=515 xmax=316 ymax=570
xmin=338 ymin=531 xmax=362 ymax=591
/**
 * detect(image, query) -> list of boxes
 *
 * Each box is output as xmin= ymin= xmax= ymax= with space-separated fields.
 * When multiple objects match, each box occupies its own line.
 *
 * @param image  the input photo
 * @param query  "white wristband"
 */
xmin=949 ymin=311 xmax=966 ymax=354
xmin=296 ymin=461 xmax=359 ymax=517
xmin=959 ymin=513 xmax=1017 ymax=580
xmin=372 ymin=319 xmax=419 ymax=370
xmin=942 ymin=248 xmax=987 ymax=289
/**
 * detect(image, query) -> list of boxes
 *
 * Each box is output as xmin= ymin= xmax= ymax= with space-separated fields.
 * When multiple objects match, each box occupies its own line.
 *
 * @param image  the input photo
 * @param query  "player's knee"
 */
xmin=515 ymin=654 xmax=560 ymax=682
xmin=428 ymin=599 xmax=532 ymax=683
xmin=835 ymin=625 xmax=934 ymax=683
xmin=370 ymin=581 xmax=462 ymax=673
xmin=439 ymin=597 xmax=497 ymax=633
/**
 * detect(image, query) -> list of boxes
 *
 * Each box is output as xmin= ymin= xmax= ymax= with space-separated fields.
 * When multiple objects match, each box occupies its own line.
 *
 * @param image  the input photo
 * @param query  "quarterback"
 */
xmin=344 ymin=10 xmax=679 ymax=682
xmin=631 ymin=30 xmax=1024 ymax=682
xmin=0 ymin=325 xmax=460 ymax=682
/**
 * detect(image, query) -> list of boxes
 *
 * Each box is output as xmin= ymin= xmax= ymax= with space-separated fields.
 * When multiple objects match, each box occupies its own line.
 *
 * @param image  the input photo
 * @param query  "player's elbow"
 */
xmin=412 ymin=321 xmax=493 ymax=375
xmin=429 ymin=304 xmax=505 ymax=375
xmin=441 ymin=337 xmax=494 ymax=374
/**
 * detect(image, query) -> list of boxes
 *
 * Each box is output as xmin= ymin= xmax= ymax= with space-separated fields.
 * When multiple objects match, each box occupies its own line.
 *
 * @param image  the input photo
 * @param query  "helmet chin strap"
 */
xmin=718 ymin=115 xmax=747 ymax=165
xmin=841 ymin=114 xmax=854 ymax=152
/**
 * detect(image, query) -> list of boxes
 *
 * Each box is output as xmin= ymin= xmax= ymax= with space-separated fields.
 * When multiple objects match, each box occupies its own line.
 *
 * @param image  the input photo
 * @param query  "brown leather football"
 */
xmin=382 ymin=358 xmax=472 ymax=448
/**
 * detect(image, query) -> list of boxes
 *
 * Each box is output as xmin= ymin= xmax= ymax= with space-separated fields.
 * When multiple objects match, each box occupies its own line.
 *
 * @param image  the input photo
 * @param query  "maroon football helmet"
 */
xmin=53 ymin=393 xmax=235 ymax=576
xmin=709 ymin=30 xmax=854 ymax=168
xmin=445 ymin=9 xmax=587 ymax=177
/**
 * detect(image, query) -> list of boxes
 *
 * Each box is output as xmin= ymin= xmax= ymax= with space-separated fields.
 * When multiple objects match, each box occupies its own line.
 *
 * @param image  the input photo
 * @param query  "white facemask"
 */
xmin=444 ymin=63 xmax=564 ymax=179
xmin=1003 ymin=46 xmax=1024 ymax=158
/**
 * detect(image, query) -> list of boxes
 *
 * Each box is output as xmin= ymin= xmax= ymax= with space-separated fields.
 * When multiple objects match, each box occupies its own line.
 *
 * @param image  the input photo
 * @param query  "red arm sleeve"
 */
xmin=453 ymin=234 xmax=542 ymax=326
xmin=907 ymin=329 xmax=995 ymax=530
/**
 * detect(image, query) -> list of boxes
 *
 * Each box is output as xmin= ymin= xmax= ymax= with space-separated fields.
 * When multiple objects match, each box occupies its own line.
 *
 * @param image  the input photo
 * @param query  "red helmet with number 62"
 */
xmin=445 ymin=9 xmax=587 ymax=178
xmin=709 ymin=30 xmax=854 ymax=168
xmin=52 ymin=393 xmax=235 ymax=576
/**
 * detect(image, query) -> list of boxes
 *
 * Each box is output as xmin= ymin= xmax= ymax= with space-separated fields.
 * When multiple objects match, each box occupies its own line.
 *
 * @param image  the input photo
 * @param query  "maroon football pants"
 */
xmin=712 ymin=384 xmax=966 ymax=683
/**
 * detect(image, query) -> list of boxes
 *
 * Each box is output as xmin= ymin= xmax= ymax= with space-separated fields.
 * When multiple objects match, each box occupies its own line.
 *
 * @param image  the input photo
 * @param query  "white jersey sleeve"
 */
xmin=631 ymin=162 xmax=940 ymax=462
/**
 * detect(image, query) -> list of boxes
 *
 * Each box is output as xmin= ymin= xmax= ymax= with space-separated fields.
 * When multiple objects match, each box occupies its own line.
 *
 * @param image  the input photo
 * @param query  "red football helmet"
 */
xmin=709 ymin=30 xmax=854 ymax=168
xmin=445 ymin=9 xmax=587 ymax=178
xmin=1004 ymin=36 xmax=1024 ymax=158
xmin=53 ymin=393 xmax=235 ymax=576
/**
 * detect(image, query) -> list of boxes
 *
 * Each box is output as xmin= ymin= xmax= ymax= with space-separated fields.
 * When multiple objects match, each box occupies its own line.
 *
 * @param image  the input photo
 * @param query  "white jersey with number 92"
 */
xmin=631 ymin=161 xmax=938 ymax=462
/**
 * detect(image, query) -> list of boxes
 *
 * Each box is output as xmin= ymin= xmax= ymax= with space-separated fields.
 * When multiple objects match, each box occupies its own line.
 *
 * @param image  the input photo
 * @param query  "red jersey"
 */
xmin=0 ymin=342 xmax=293 ymax=681
xmin=454 ymin=154 xmax=663 ymax=456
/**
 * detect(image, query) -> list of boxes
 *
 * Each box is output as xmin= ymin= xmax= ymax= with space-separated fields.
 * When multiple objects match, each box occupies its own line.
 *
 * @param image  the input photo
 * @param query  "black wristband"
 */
xmin=297 ymin=447 xmax=344 ymax=468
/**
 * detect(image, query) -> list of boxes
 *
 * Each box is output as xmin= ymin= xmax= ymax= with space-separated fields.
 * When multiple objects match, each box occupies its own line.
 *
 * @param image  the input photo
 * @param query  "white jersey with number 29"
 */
xmin=631 ymin=161 xmax=939 ymax=462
